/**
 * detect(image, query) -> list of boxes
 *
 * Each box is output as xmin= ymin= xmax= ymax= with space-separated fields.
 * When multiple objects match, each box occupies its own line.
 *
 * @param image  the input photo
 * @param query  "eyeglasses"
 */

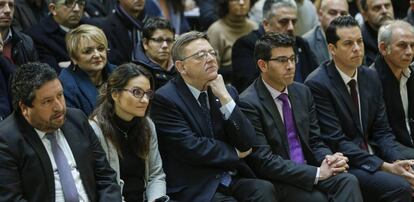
xmin=119 ymin=88 xmax=154 ymax=100
xmin=267 ymin=55 xmax=297 ymax=64
xmin=64 ymin=0 xmax=86 ymax=8
xmin=149 ymin=37 xmax=175 ymax=45
xmin=181 ymin=49 xmax=217 ymax=61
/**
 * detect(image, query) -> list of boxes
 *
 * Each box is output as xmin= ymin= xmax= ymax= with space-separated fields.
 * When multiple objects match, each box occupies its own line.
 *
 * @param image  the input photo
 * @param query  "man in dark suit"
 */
xmin=360 ymin=0 xmax=394 ymax=66
xmin=372 ymin=20 xmax=414 ymax=159
xmin=24 ymin=0 xmax=85 ymax=72
xmin=0 ymin=62 xmax=121 ymax=202
xmin=240 ymin=32 xmax=362 ymax=201
xmin=151 ymin=31 xmax=276 ymax=202
xmin=98 ymin=0 xmax=146 ymax=65
xmin=305 ymin=16 xmax=414 ymax=202
xmin=232 ymin=0 xmax=317 ymax=93
xmin=303 ymin=0 xmax=349 ymax=65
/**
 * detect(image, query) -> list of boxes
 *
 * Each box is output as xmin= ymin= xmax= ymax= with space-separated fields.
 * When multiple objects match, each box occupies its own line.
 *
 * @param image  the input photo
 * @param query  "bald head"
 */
xmin=319 ymin=0 xmax=349 ymax=31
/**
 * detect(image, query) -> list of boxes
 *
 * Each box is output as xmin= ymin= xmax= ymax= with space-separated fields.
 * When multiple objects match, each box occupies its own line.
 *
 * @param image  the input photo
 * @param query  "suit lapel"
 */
xmin=256 ymin=79 xmax=290 ymax=155
xmin=357 ymin=68 xmax=369 ymax=135
xmin=288 ymin=85 xmax=308 ymax=144
xmin=326 ymin=62 xmax=363 ymax=134
xmin=72 ymin=68 xmax=99 ymax=109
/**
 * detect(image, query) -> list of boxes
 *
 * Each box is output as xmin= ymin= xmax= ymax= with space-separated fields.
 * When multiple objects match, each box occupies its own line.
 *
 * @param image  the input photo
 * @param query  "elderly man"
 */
xmin=372 ymin=20 xmax=414 ymax=159
xmin=240 ymin=32 xmax=362 ymax=201
xmin=25 ymin=0 xmax=85 ymax=72
xmin=360 ymin=0 xmax=394 ymax=66
xmin=232 ymin=0 xmax=317 ymax=93
xmin=303 ymin=0 xmax=349 ymax=65
xmin=305 ymin=15 xmax=414 ymax=202
xmin=151 ymin=31 xmax=277 ymax=202
xmin=0 ymin=62 xmax=121 ymax=202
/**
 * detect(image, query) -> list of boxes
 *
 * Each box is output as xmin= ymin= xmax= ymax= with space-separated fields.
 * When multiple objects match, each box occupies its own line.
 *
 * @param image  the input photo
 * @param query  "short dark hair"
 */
xmin=171 ymin=31 xmax=209 ymax=62
xmin=326 ymin=15 xmax=360 ymax=45
xmin=11 ymin=62 xmax=58 ymax=111
xmin=254 ymin=32 xmax=295 ymax=62
xmin=142 ymin=17 xmax=175 ymax=39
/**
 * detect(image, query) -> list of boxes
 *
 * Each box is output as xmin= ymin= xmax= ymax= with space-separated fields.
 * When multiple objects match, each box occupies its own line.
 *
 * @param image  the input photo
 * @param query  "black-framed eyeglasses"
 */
xmin=119 ymin=88 xmax=154 ymax=100
xmin=267 ymin=55 xmax=297 ymax=64
xmin=64 ymin=0 xmax=86 ymax=8
xmin=180 ymin=49 xmax=217 ymax=61
xmin=149 ymin=37 xmax=175 ymax=45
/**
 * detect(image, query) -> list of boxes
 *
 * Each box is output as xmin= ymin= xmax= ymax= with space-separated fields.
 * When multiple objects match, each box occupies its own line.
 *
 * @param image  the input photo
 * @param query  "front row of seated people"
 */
xmin=1 ymin=15 xmax=414 ymax=202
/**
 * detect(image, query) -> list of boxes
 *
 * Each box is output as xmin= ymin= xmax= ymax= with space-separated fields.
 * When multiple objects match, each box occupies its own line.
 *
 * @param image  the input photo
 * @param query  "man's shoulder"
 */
xmin=234 ymin=29 xmax=261 ymax=47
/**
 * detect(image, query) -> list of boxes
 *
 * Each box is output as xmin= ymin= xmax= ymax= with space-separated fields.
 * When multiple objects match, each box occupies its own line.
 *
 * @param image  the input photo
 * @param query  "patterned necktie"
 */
xmin=278 ymin=93 xmax=305 ymax=164
xmin=46 ymin=132 xmax=80 ymax=202
xmin=198 ymin=92 xmax=214 ymax=137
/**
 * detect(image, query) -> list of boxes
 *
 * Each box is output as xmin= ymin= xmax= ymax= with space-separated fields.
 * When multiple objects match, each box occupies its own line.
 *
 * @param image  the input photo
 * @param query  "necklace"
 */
xmin=114 ymin=125 xmax=129 ymax=139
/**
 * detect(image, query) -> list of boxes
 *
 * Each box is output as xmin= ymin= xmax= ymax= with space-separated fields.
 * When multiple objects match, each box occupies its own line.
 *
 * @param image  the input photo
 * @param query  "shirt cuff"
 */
xmin=220 ymin=100 xmax=235 ymax=120
xmin=314 ymin=167 xmax=320 ymax=185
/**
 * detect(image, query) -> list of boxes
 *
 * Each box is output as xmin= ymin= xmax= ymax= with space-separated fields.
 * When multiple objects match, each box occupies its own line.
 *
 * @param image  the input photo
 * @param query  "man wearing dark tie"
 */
xmin=151 ymin=31 xmax=277 ymax=202
xmin=372 ymin=20 xmax=414 ymax=159
xmin=0 ymin=62 xmax=121 ymax=202
xmin=305 ymin=15 xmax=414 ymax=202
xmin=239 ymin=32 xmax=362 ymax=202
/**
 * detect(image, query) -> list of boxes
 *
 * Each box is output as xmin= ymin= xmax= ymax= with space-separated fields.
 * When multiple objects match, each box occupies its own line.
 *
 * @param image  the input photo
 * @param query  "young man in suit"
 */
xmin=239 ymin=32 xmax=362 ymax=202
xmin=151 ymin=31 xmax=276 ymax=202
xmin=305 ymin=15 xmax=414 ymax=202
xmin=0 ymin=62 xmax=121 ymax=202
xmin=373 ymin=20 xmax=414 ymax=159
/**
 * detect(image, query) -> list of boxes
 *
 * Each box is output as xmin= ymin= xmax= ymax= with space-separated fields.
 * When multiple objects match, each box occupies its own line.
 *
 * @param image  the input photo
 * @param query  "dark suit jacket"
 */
xmin=240 ymin=79 xmax=332 ymax=191
xmin=372 ymin=56 xmax=414 ymax=148
xmin=151 ymin=76 xmax=257 ymax=202
xmin=303 ymin=25 xmax=330 ymax=65
xmin=232 ymin=26 xmax=318 ymax=93
xmin=305 ymin=61 xmax=403 ymax=173
xmin=0 ymin=108 xmax=121 ymax=202
xmin=24 ymin=15 xmax=71 ymax=72
xmin=361 ymin=22 xmax=378 ymax=66
xmin=0 ymin=56 xmax=15 ymax=121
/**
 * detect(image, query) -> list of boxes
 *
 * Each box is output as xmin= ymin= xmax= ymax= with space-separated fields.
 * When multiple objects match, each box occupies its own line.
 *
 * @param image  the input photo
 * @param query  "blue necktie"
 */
xmin=46 ymin=132 xmax=80 ymax=202
xmin=278 ymin=93 xmax=305 ymax=164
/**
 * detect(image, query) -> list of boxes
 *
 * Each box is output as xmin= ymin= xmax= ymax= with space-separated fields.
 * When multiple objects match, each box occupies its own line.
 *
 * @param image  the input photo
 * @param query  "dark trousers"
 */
xmin=212 ymin=177 xmax=277 ymax=202
xmin=350 ymin=168 xmax=412 ymax=202
xmin=271 ymin=172 xmax=362 ymax=202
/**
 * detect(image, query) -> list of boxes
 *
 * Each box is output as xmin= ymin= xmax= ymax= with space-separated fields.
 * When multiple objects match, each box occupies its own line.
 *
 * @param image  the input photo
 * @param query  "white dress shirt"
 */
xmin=35 ymin=128 xmax=89 ymax=202
xmin=400 ymin=67 xmax=412 ymax=135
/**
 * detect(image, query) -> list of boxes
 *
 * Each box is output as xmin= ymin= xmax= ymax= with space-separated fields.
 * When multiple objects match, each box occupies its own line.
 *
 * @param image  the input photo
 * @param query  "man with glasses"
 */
xmin=232 ymin=0 xmax=318 ymax=93
xmin=305 ymin=15 xmax=414 ymax=201
xmin=25 ymin=0 xmax=85 ymax=72
xmin=239 ymin=32 xmax=362 ymax=202
xmin=151 ymin=31 xmax=277 ymax=202
xmin=134 ymin=17 xmax=177 ymax=90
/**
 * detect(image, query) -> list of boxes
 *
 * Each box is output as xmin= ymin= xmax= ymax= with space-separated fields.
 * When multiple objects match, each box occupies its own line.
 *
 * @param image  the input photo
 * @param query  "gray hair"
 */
xmin=378 ymin=20 xmax=414 ymax=47
xmin=171 ymin=31 xmax=209 ymax=62
xmin=263 ymin=0 xmax=297 ymax=21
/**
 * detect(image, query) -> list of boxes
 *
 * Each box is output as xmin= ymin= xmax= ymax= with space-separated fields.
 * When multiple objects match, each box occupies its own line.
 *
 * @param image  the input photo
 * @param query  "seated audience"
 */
xmin=135 ymin=17 xmax=177 ymax=90
xmin=12 ymin=0 xmax=48 ymax=32
xmin=303 ymin=0 xmax=349 ymax=65
xmin=59 ymin=24 xmax=115 ymax=116
xmin=372 ymin=20 xmax=414 ymax=159
xmin=151 ymin=31 xmax=277 ymax=201
xmin=232 ymin=0 xmax=317 ymax=93
xmin=25 ymin=0 xmax=85 ymax=72
xmin=305 ymin=16 xmax=414 ymax=202
xmin=99 ymin=0 xmax=146 ymax=65
xmin=207 ymin=0 xmax=257 ymax=83
xmin=89 ymin=63 xmax=168 ymax=202
xmin=240 ymin=32 xmax=363 ymax=202
xmin=0 ymin=62 xmax=121 ymax=201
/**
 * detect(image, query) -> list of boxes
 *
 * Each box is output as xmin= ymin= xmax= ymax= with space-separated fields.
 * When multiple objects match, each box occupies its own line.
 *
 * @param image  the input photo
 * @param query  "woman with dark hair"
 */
xmin=89 ymin=63 xmax=168 ymax=202
xmin=206 ymin=0 xmax=257 ymax=83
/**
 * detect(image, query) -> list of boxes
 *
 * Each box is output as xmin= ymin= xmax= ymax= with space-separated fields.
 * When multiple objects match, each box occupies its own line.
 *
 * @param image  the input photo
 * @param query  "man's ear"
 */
xmin=262 ymin=19 xmax=270 ymax=33
xmin=378 ymin=42 xmax=388 ymax=56
xmin=142 ymin=38 xmax=149 ymax=52
xmin=257 ymin=59 xmax=268 ymax=72
xmin=175 ymin=60 xmax=185 ymax=75
xmin=49 ymin=3 xmax=57 ymax=16
xmin=328 ymin=43 xmax=336 ymax=56
xmin=19 ymin=101 xmax=29 ymax=119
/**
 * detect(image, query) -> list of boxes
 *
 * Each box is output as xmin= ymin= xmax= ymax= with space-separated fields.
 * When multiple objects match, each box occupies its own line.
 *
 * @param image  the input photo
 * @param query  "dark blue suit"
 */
xmin=305 ymin=61 xmax=412 ymax=202
xmin=151 ymin=76 xmax=273 ymax=202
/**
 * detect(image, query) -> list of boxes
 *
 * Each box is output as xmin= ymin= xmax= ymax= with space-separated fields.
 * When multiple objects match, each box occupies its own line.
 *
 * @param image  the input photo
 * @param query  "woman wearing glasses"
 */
xmin=89 ymin=63 xmax=168 ymax=202
xmin=135 ymin=17 xmax=177 ymax=90
xmin=59 ymin=24 xmax=115 ymax=116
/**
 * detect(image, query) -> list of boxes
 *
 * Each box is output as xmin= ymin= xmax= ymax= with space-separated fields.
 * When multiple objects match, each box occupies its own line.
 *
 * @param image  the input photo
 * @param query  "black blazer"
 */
xmin=240 ymin=78 xmax=332 ymax=191
xmin=361 ymin=22 xmax=378 ymax=66
xmin=151 ymin=76 xmax=257 ymax=202
xmin=305 ymin=61 xmax=403 ymax=173
xmin=373 ymin=56 xmax=414 ymax=148
xmin=0 ymin=108 xmax=121 ymax=202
